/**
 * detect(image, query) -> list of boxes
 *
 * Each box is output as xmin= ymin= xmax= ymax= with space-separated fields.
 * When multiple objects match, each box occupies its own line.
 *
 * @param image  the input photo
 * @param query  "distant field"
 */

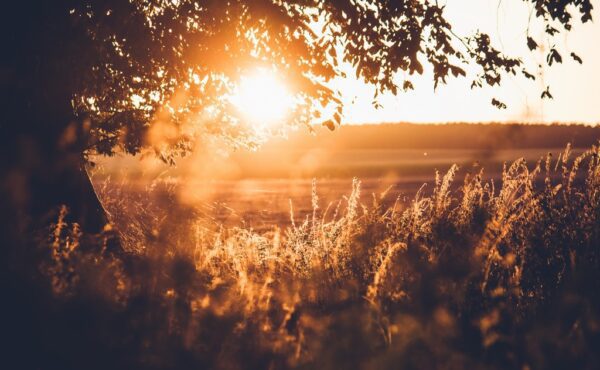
xmin=90 ymin=123 xmax=598 ymax=232
xmin=92 ymin=124 xmax=595 ymax=231
xmin=175 ymin=148 xmax=585 ymax=228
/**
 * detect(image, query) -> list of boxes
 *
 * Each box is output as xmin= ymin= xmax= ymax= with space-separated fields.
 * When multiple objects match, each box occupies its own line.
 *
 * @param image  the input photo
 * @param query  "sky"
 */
xmin=336 ymin=0 xmax=600 ymax=125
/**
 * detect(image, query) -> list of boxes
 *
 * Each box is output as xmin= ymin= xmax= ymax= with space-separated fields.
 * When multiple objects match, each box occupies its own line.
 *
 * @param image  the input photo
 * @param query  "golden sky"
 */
xmin=335 ymin=0 xmax=600 ymax=124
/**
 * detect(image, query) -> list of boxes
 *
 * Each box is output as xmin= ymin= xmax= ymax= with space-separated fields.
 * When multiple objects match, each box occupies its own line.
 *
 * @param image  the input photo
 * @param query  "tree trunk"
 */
xmin=1 ymin=131 xmax=111 ymax=246
xmin=34 ymin=153 xmax=109 ymax=233
xmin=0 ymin=1 xmax=111 ymax=240
xmin=0 ymin=5 xmax=120 ymax=368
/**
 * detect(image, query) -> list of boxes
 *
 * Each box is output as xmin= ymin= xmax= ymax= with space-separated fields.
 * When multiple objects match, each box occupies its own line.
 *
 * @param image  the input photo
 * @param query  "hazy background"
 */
xmin=92 ymin=123 xmax=600 ymax=231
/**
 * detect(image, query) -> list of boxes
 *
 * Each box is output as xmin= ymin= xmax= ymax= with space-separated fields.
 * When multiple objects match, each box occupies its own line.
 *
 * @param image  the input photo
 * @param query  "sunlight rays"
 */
xmin=230 ymin=69 xmax=294 ymax=128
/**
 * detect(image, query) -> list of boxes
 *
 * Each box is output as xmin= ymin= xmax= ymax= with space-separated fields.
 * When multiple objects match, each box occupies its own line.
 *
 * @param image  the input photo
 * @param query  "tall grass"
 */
xmin=44 ymin=144 xmax=600 ymax=369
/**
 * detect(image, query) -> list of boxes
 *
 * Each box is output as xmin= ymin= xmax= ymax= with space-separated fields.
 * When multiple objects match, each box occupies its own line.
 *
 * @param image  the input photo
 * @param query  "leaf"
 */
xmin=570 ymin=52 xmax=583 ymax=64
xmin=411 ymin=60 xmax=423 ymax=75
xmin=333 ymin=111 xmax=342 ymax=124
xmin=545 ymin=25 xmax=559 ymax=36
xmin=450 ymin=65 xmax=466 ymax=78
xmin=328 ymin=47 xmax=337 ymax=59
xmin=547 ymin=49 xmax=562 ymax=66
xmin=322 ymin=119 xmax=335 ymax=131
xmin=491 ymin=98 xmax=507 ymax=110
xmin=541 ymin=86 xmax=553 ymax=100
xmin=403 ymin=80 xmax=414 ymax=91
xmin=522 ymin=69 xmax=536 ymax=80
xmin=526 ymin=37 xmax=538 ymax=51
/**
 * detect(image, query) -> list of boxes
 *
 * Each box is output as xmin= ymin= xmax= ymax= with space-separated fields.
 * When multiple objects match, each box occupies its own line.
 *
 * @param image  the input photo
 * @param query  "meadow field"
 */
xmin=91 ymin=123 xmax=596 ymax=233
xmin=7 ymin=123 xmax=592 ymax=370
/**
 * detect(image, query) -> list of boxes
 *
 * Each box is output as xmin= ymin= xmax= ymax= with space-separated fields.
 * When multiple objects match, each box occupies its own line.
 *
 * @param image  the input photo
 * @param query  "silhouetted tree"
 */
xmin=0 ymin=0 xmax=593 ymax=236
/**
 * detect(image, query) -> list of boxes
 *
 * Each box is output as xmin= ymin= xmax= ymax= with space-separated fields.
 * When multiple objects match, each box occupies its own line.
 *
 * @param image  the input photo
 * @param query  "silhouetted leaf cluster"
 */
xmin=58 ymin=0 xmax=593 ymax=160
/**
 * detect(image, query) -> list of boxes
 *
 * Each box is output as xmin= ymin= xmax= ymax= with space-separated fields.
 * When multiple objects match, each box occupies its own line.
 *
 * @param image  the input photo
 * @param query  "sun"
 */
xmin=230 ymin=69 xmax=293 ymax=127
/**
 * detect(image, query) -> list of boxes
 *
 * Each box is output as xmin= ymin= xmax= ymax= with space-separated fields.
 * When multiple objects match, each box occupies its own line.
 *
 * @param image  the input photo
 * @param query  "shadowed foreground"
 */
xmin=7 ymin=144 xmax=600 ymax=370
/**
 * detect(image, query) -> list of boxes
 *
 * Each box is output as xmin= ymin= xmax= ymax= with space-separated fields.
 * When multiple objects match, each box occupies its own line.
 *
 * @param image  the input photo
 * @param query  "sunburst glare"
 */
xmin=230 ymin=69 xmax=294 ymax=128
